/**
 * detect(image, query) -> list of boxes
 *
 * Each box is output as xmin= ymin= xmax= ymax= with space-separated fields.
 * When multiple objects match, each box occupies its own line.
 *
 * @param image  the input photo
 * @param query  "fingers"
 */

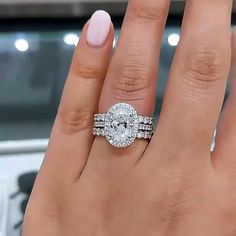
xmin=212 ymin=30 xmax=236 ymax=175
xmin=87 ymin=0 xmax=170 ymax=171
xmin=40 ymin=11 xmax=114 ymax=180
xmin=151 ymin=0 xmax=232 ymax=157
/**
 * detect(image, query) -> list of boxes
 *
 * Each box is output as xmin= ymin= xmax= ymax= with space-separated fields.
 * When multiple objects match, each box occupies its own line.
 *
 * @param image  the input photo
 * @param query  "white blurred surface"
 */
xmin=0 ymin=176 xmax=8 ymax=236
xmin=0 ymin=153 xmax=43 ymax=236
xmin=0 ymin=139 xmax=48 ymax=155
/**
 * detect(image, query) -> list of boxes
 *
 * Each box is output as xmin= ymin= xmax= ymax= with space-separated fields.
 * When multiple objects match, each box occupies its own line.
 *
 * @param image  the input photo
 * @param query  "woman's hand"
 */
xmin=22 ymin=1 xmax=236 ymax=235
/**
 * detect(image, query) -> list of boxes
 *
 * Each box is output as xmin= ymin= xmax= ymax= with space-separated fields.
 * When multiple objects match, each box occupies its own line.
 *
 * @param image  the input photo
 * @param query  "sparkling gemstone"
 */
xmin=104 ymin=103 xmax=139 ymax=147
xmin=138 ymin=116 xmax=144 ymax=123
xmin=137 ymin=132 xmax=143 ymax=139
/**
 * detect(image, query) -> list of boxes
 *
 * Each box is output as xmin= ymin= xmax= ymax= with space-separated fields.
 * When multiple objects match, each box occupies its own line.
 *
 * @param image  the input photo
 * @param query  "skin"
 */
xmin=22 ymin=0 xmax=236 ymax=235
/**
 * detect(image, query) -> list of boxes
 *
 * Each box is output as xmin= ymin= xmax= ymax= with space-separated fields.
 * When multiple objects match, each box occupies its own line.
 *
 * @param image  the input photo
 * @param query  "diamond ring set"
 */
xmin=93 ymin=103 xmax=155 ymax=148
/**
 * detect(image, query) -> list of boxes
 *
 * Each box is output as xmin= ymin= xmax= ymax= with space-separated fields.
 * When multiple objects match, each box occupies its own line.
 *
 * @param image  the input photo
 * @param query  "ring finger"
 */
xmin=86 ymin=0 xmax=170 ymax=175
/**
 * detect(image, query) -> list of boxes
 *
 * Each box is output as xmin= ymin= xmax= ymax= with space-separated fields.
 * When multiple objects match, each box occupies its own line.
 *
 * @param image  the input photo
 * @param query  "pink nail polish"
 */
xmin=87 ymin=10 xmax=111 ymax=47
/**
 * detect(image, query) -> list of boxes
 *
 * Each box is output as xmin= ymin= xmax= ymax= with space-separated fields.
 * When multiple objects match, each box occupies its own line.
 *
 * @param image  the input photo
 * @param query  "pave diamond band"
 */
xmin=94 ymin=122 xmax=154 ymax=131
xmin=93 ymin=103 xmax=155 ymax=148
xmin=93 ymin=128 xmax=153 ymax=140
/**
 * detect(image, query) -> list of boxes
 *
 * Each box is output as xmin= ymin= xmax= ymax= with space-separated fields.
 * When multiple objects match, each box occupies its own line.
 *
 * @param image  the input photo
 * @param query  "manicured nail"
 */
xmin=87 ymin=10 xmax=111 ymax=47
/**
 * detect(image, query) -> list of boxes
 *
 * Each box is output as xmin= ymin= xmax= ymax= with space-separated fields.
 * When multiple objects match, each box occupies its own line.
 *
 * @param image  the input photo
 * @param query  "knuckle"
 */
xmin=160 ymin=183 xmax=191 ymax=227
xmin=149 ymin=156 xmax=198 ymax=230
xmin=74 ymin=62 xmax=100 ymax=80
xmin=40 ymin=205 xmax=62 ymax=220
xmin=186 ymin=50 xmax=222 ymax=81
xmin=150 ymin=186 xmax=190 ymax=231
xmin=57 ymin=108 xmax=93 ymax=135
xmin=112 ymin=56 xmax=150 ymax=102
xmin=182 ymin=45 xmax=228 ymax=102
xmin=159 ymin=196 xmax=186 ymax=228
xmin=128 ymin=0 xmax=168 ymax=23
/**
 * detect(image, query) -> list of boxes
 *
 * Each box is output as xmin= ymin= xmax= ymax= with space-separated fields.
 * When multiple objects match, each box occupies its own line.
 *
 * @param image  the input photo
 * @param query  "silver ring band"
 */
xmin=93 ymin=103 xmax=155 ymax=148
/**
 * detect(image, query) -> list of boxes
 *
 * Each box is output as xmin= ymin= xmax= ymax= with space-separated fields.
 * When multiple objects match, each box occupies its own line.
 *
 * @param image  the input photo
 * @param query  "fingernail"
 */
xmin=87 ymin=10 xmax=111 ymax=47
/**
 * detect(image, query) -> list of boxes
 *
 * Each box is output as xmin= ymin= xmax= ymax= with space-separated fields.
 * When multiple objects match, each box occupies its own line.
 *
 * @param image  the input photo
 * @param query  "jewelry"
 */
xmin=93 ymin=103 xmax=155 ymax=148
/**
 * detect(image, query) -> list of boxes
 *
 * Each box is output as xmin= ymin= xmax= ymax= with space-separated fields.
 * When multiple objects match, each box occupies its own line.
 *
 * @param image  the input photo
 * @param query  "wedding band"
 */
xmin=93 ymin=103 xmax=155 ymax=148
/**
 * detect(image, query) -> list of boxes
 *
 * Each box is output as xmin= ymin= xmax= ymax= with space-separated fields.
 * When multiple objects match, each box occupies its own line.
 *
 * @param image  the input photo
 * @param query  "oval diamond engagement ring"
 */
xmin=93 ymin=103 xmax=155 ymax=148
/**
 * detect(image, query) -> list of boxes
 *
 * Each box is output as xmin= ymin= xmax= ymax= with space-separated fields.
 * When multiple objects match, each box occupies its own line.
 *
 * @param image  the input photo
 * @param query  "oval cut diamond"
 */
xmin=104 ymin=103 xmax=139 ymax=147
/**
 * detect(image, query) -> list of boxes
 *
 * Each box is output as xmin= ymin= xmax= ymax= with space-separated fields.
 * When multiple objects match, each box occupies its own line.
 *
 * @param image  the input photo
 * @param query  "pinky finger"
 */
xmin=213 ymin=29 xmax=236 ymax=176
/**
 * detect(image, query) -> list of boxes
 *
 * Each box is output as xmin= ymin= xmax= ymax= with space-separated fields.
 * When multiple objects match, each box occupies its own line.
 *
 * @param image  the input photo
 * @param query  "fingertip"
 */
xmin=77 ymin=11 xmax=114 ymax=53
xmin=87 ymin=10 xmax=112 ymax=47
xmin=70 ymin=11 xmax=114 ymax=73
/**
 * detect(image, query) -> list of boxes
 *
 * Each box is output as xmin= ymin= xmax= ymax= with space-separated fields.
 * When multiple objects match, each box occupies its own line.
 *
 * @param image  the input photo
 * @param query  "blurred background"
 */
xmin=0 ymin=1 xmax=234 ymax=236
